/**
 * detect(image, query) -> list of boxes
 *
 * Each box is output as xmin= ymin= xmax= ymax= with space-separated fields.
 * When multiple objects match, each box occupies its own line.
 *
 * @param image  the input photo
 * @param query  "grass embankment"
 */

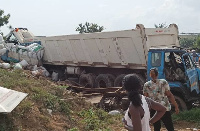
xmin=0 ymin=69 xmax=123 ymax=131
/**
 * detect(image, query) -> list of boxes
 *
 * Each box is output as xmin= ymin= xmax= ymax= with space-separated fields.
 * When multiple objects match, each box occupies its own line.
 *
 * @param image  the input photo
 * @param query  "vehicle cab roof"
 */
xmin=149 ymin=47 xmax=186 ymax=53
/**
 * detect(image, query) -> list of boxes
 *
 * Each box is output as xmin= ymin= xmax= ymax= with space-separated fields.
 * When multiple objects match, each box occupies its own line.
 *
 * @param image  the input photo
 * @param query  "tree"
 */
xmin=179 ymin=38 xmax=196 ymax=48
xmin=76 ymin=22 xmax=104 ymax=33
xmin=0 ymin=9 xmax=10 ymax=35
xmin=194 ymin=36 xmax=200 ymax=49
xmin=154 ymin=23 xmax=168 ymax=28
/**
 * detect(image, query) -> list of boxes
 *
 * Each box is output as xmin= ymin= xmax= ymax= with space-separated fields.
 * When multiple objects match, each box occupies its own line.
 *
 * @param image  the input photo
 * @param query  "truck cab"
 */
xmin=5 ymin=28 xmax=41 ymax=46
xmin=147 ymin=48 xmax=200 ymax=110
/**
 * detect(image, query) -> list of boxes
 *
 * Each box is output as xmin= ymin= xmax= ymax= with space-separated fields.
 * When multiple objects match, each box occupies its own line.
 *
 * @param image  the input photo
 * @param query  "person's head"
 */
xmin=150 ymin=68 xmax=158 ymax=80
xmin=123 ymin=74 xmax=142 ymax=92
xmin=122 ymin=74 xmax=142 ymax=107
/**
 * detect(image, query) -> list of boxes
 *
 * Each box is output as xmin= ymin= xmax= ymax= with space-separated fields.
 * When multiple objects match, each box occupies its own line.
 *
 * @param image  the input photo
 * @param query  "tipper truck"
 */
xmin=40 ymin=24 xmax=179 ymax=88
xmin=1 ymin=24 xmax=200 ymax=110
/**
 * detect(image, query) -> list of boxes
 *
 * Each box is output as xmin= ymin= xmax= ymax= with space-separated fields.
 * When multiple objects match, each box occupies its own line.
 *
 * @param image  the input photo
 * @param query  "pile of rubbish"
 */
xmin=0 ymin=41 xmax=63 ymax=82
xmin=0 ymin=42 xmax=52 ymax=78
xmin=0 ymin=58 xmax=50 ymax=77
xmin=3 ymin=42 xmax=44 ymax=65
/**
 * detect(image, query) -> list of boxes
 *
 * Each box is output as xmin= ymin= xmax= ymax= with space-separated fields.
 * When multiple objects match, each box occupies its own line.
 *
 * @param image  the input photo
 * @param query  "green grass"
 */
xmin=172 ymin=108 xmax=200 ymax=122
xmin=77 ymin=108 xmax=121 ymax=131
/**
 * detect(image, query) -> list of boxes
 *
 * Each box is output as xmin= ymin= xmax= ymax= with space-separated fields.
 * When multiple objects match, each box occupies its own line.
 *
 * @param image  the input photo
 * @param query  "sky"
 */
xmin=1 ymin=0 xmax=200 ymax=36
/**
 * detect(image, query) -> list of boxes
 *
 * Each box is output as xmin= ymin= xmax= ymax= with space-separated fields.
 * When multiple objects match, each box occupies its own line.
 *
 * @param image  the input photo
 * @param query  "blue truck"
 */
xmin=147 ymin=48 xmax=200 ymax=110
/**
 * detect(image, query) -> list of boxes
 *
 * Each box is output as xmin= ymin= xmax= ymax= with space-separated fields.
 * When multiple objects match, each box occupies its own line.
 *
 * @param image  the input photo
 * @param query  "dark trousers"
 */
xmin=151 ymin=110 xmax=174 ymax=131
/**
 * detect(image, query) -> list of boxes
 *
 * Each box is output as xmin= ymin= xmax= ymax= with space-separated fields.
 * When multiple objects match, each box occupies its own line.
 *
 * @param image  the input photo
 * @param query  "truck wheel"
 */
xmin=174 ymin=96 xmax=187 ymax=111
xmin=114 ymin=74 xmax=126 ymax=87
xmin=95 ymin=74 xmax=114 ymax=88
xmin=79 ymin=73 xmax=96 ymax=88
xmin=107 ymin=74 xmax=116 ymax=85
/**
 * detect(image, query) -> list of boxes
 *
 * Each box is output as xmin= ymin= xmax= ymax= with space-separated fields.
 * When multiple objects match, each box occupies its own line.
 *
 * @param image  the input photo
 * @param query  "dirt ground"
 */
xmin=120 ymin=121 xmax=200 ymax=131
xmin=170 ymin=121 xmax=200 ymax=131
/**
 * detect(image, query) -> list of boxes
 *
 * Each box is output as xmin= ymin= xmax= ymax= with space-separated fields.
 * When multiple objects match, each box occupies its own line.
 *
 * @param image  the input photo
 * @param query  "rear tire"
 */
xmin=79 ymin=73 xmax=96 ymax=88
xmin=114 ymin=74 xmax=126 ymax=87
xmin=95 ymin=74 xmax=114 ymax=88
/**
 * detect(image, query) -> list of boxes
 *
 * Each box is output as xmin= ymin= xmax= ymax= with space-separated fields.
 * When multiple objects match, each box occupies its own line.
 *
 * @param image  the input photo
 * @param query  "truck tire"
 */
xmin=107 ymin=74 xmax=116 ymax=85
xmin=95 ymin=74 xmax=114 ymax=88
xmin=79 ymin=73 xmax=96 ymax=88
xmin=114 ymin=73 xmax=145 ymax=88
xmin=114 ymin=74 xmax=126 ymax=87
xmin=174 ymin=96 xmax=187 ymax=111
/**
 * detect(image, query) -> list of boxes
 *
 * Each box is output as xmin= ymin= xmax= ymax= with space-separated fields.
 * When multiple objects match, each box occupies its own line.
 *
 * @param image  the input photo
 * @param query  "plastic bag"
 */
xmin=31 ymin=70 xmax=40 ymax=76
xmin=14 ymin=63 xmax=22 ymax=70
xmin=19 ymin=59 xmax=29 ymax=67
xmin=0 ymin=44 xmax=4 ymax=49
xmin=52 ymin=72 xmax=58 ymax=81
xmin=0 ymin=48 xmax=7 ymax=55
xmin=33 ymin=65 xmax=38 ymax=71
xmin=2 ymin=63 xmax=10 ymax=69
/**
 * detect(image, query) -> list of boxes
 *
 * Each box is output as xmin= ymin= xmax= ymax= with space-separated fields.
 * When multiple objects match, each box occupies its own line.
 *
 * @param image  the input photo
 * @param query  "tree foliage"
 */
xmin=196 ymin=36 xmax=200 ymax=47
xmin=0 ymin=9 xmax=10 ymax=27
xmin=0 ymin=9 xmax=10 ymax=35
xmin=154 ymin=23 xmax=168 ymax=28
xmin=76 ymin=22 xmax=104 ymax=33
xmin=179 ymin=38 xmax=196 ymax=48
xmin=194 ymin=36 xmax=200 ymax=50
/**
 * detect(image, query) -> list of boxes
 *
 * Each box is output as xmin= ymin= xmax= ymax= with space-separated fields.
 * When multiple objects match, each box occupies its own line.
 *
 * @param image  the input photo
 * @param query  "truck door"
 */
xmin=182 ymin=54 xmax=200 ymax=94
xmin=147 ymin=51 xmax=165 ymax=80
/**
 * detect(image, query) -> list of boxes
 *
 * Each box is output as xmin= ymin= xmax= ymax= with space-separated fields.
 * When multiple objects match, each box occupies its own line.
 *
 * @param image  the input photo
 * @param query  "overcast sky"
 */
xmin=1 ymin=0 xmax=200 ymax=36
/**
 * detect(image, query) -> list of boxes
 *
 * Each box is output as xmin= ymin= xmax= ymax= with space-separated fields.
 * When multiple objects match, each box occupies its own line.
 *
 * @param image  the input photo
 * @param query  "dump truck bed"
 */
xmin=42 ymin=28 xmax=147 ymax=69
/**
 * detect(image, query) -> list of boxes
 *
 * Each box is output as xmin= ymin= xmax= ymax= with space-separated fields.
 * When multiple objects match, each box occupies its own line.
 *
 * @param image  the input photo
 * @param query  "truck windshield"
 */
xmin=7 ymin=34 xmax=18 ymax=44
xmin=151 ymin=52 xmax=161 ymax=67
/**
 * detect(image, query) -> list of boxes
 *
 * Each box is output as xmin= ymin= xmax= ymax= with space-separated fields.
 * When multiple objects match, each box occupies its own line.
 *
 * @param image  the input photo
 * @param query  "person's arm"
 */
xmin=147 ymin=98 xmax=166 ymax=124
xmin=163 ymin=80 xmax=179 ymax=114
xmin=165 ymin=90 xmax=179 ymax=114
xmin=129 ymin=105 xmax=142 ymax=131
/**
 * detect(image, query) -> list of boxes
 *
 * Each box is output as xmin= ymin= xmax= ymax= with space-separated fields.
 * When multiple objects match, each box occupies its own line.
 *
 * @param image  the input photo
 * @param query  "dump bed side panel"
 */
xmin=42 ymin=29 xmax=147 ymax=69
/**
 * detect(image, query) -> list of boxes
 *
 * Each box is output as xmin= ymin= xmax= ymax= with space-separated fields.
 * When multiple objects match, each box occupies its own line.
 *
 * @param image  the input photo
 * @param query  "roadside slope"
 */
xmin=0 ymin=69 xmax=123 ymax=131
